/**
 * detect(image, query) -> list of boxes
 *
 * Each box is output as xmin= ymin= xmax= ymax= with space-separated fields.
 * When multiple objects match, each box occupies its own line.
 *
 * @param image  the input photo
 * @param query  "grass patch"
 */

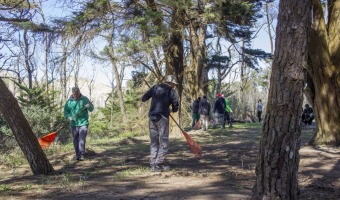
xmin=0 ymin=149 xmax=26 ymax=168
xmin=112 ymin=167 xmax=149 ymax=180
xmin=23 ymin=184 xmax=33 ymax=191
xmin=0 ymin=184 xmax=11 ymax=191
xmin=233 ymin=184 xmax=246 ymax=191
xmin=232 ymin=122 xmax=263 ymax=129
xmin=300 ymin=129 xmax=315 ymax=145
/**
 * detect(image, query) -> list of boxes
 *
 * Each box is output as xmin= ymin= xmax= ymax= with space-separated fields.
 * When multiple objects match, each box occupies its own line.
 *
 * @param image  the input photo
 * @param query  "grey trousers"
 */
xmin=214 ymin=112 xmax=225 ymax=128
xmin=149 ymin=115 xmax=169 ymax=166
xmin=200 ymin=114 xmax=209 ymax=130
xmin=71 ymin=126 xmax=88 ymax=158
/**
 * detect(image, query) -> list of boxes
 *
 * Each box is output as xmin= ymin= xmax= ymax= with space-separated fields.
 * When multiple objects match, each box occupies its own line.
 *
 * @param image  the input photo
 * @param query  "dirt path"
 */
xmin=0 ymin=124 xmax=339 ymax=200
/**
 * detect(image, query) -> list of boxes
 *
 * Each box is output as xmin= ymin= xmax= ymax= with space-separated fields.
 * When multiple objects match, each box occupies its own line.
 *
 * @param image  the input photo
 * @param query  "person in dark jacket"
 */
xmin=141 ymin=75 xmax=179 ymax=172
xmin=257 ymin=99 xmax=263 ymax=122
xmin=213 ymin=93 xmax=226 ymax=129
xmin=191 ymin=97 xmax=201 ymax=127
xmin=199 ymin=96 xmax=211 ymax=131
xmin=302 ymin=104 xmax=314 ymax=125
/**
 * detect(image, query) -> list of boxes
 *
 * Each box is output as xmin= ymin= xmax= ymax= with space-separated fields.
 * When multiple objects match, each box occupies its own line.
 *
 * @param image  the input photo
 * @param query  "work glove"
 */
xmin=85 ymin=103 xmax=91 ymax=108
xmin=68 ymin=117 xmax=73 ymax=122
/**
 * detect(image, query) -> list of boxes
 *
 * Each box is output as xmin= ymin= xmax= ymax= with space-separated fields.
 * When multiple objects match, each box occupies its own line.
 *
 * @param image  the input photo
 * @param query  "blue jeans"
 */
xmin=71 ymin=126 xmax=88 ymax=158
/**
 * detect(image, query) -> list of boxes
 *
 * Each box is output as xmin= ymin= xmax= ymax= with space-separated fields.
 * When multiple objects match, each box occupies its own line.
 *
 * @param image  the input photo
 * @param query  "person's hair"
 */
xmin=258 ymin=99 xmax=262 ymax=102
xmin=203 ymin=95 xmax=207 ymax=99
xmin=164 ymin=75 xmax=178 ymax=85
xmin=72 ymin=87 xmax=80 ymax=93
xmin=305 ymin=104 xmax=309 ymax=107
xmin=198 ymin=97 xmax=201 ymax=101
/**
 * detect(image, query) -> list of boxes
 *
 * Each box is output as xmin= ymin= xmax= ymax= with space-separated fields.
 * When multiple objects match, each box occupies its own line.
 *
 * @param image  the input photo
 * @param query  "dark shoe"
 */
xmin=150 ymin=165 xmax=162 ymax=172
xmin=161 ymin=165 xmax=171 ymax=172
xmin=77 ymin=155 xmax=85 ymax=161
xmin=150 ymin=164 xmax=171 ymax=172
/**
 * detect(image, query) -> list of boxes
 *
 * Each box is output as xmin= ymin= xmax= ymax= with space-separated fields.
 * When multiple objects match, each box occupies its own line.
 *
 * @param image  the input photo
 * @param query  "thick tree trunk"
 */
xmin=252 ymin=0 xmax=311 ymax=199
xmin=0 ymin=78 xmax=54 ymax=175
xmin=144 ymin=0 xmax=185 ymax=136
xmin=307 ymin=0 xmax=340 ymax=146
xmin=187 ymin=24 xmax=208 ymax=99
xmin=163 ymin=6 xmax=185 ymax=137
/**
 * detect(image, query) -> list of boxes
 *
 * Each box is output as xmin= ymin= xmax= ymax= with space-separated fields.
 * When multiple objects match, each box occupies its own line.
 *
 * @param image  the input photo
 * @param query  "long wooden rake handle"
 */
xmin=54 ymin=106 xmax=88 ymax=133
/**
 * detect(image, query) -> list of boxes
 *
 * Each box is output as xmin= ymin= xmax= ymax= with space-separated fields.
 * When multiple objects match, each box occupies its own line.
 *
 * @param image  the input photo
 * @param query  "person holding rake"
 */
xmin=64 ymin=87 xmax=94 ymax=161
xmin=142 ymin=75 xmax=179 ymax=172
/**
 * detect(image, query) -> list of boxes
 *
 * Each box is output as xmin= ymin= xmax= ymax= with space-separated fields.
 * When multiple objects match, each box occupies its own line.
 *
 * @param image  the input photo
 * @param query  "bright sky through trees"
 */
xmin=19 ymin=1 xmax=276 ymax=88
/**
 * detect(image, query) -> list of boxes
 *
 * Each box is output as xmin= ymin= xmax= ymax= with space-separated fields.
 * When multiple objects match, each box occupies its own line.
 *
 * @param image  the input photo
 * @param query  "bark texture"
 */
xmin=307 ymin=0 xmax=340 ymax=146
xmin=252 ymin=0 xmax=311 ymax=199
xmin=0 ymin=78 xmax=54 ymax=175
xmin=186 ymin=23 xmax=208 ymax=99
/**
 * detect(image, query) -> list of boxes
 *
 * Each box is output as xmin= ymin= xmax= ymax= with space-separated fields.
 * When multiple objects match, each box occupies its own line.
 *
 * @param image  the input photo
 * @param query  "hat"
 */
xmin=217 ymin=93 xmax=223 ymax=97
xmin=165 ymin=75 xmax=178 ymax=85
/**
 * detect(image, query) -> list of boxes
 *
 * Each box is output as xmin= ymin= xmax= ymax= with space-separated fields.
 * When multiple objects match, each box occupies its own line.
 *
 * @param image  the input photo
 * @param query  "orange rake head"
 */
xmin=182 ymin=130 xmax=202 ymax=157
xmin=38 ymin=132 xmax=57 ymax=149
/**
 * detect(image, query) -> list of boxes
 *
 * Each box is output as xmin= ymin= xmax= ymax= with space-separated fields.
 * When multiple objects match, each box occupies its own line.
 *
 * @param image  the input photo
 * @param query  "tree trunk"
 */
xmin=187 ymin=23 xmax=207 ymax=99
xmin=107 ymin=35 xmax=126 ymax=123
xmin=265 ymin=1 xmax=274 ymax=55
xmin=61 ymin=39 xmax=68 ymax=111
xmin=163 ymin=6 xmax=185 ymax=137
xmin=0 ymin=78 xmax=54 ymax=175
xmin=23 ymin=29 xmax=33 ymax=92
xmin=44 ymin=32 xmax=50 ymax=111
xmin=252 ymin=0 xmax=311 ymax=199
xmin=307 ymin=0 xmax=340 ymax=146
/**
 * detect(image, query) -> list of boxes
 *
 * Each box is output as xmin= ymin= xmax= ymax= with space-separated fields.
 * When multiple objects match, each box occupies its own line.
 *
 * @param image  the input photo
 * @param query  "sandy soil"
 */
xmin=0 ymin=123 xmax=339 ymax=200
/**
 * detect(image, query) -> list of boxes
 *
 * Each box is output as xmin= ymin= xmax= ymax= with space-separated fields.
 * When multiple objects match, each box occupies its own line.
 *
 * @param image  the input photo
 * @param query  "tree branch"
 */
xmin=0 ymin=16 xmax=29 ymax=22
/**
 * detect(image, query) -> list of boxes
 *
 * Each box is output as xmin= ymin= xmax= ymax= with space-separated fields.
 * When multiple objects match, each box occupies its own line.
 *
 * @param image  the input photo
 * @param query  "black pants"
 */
xmin=224 ymin=112 xmax=232 ymax=127
xmin=257 ymin=111 xmax=262 ymax=122
xmin=302 ymin=113 xmax=314 ymax=125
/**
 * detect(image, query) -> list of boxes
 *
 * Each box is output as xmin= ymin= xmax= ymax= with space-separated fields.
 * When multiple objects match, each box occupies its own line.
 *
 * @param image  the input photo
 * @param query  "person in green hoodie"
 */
xmin=64 ymin=87 xmax=94 ymax=161
xmin=224 ymin=95 xmax=233 ymax=128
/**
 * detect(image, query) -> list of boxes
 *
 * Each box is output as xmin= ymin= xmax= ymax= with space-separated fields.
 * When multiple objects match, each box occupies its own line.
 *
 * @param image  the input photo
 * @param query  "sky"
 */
xmin=2 ymin=1 xmax=276 ymax=88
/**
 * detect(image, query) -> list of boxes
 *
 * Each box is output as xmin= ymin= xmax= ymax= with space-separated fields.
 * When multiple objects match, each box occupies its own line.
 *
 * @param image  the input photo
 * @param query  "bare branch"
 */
xmin=0 ymin=16 xmax=29 ymax=22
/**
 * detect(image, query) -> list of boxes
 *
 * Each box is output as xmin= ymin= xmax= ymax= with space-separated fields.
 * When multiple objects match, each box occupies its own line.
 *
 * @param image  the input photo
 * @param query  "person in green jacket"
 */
xmin=64 ymin=87 xmax=94 ymax=161
xmin=224 ymin=95 xmax=233 ymax=128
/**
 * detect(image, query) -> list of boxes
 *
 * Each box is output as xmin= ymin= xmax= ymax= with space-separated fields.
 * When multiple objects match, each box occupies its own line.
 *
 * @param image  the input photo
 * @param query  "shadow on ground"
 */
xmin=0 ymin=123 xmax=339 ymax=200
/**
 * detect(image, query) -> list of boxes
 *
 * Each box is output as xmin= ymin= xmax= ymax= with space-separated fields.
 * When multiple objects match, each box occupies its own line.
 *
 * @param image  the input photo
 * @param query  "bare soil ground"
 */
xmin=0 ymin=123 xmax=339 ymax=200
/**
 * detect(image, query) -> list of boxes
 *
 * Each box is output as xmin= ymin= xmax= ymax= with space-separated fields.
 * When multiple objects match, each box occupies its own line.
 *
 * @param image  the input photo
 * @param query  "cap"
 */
xmin=217 ymin=93 xmax=223 ymax=97
xmin=165 ymin=75 xmax=178 ymax=85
